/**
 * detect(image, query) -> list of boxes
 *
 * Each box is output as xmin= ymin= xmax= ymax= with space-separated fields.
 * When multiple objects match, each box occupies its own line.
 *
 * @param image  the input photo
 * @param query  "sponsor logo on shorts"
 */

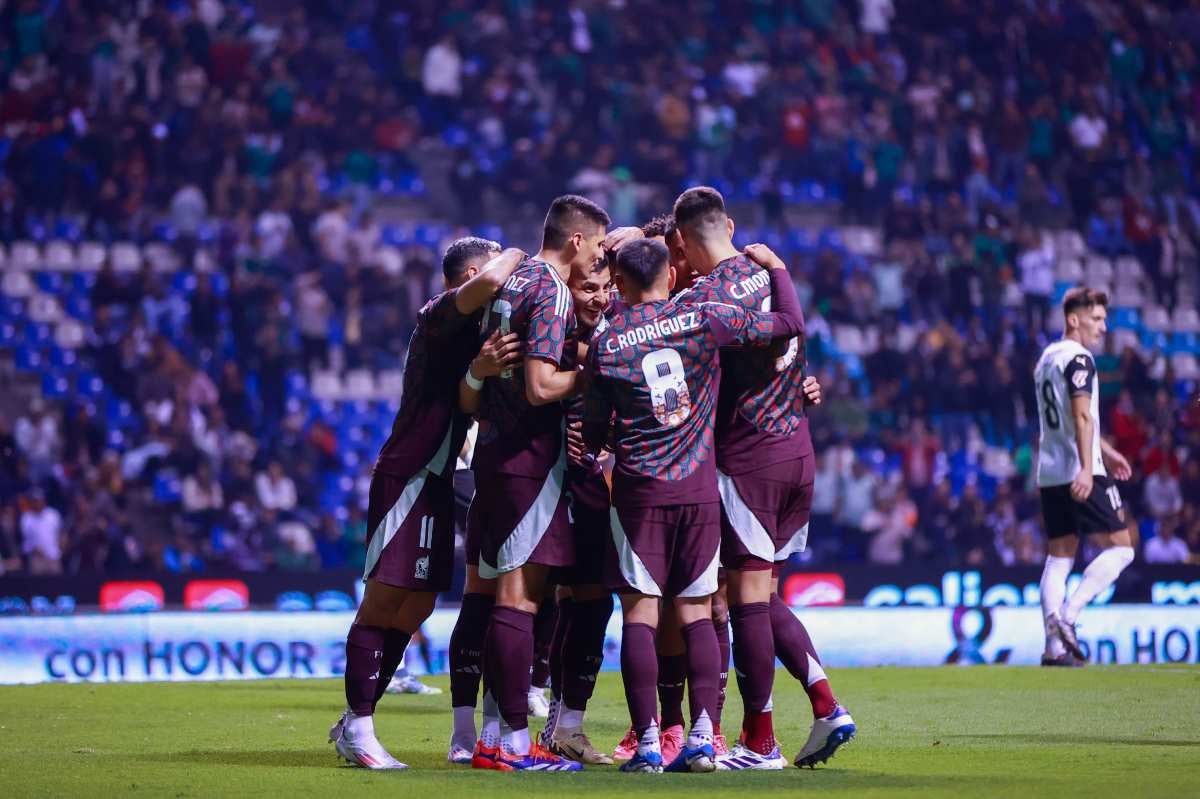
xmin=414 ymin=556 xmax=430 ymax=580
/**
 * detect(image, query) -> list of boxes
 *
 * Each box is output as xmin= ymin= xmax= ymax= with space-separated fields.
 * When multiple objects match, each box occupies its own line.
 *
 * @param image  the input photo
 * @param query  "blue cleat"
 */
xmin=619 ymin=750 xmax=664 ymax=773
xmin=664 ymin=742 xmax=716 ymax=773
xmin=495 ymin=743 xmax=584 ymax=772
xmin=794 ymin=705 xmax=856 ymax=768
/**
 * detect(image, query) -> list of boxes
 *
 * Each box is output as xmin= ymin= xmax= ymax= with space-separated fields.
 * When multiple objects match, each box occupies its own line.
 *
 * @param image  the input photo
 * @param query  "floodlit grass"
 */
xmin=2 ymin=666 xmax=1198 ymax=797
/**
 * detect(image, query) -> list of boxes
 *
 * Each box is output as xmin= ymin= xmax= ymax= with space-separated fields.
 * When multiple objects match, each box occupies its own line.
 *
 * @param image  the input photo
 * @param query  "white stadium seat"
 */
xmin=55 ymin=319 xmax=86 ymax=349
xmin=44 ymin=241 xmax=76 ymax=271
xmin=10 ymin=241 xmax=40 ymax=270
xmin=1054 ymin=230 xmax=1086 ymax=258
xmin=27 ymin=292 xmax=63 ymax=323
xmin=1142 ymin=306 xmax=1171 ymax=332
xmin=311 ymin=370 xmax=344 ymax=401
xmin=1114 ymin=256 xmax=1143 ymax=282
xmin=144 ymin=242 xmax=180 ymax=273
xmin=1055 ymin=258 xmax=1083 ymax=283
xmin=2 ymin=270 xmax=33 ymax=298
xmin=1172 ymin=307 xmax=1200 ymax=333
xmin=78 ymin=241 xmax=106 ymax=271
xmin=344 ymin=369 xmax=377 ymax=399
xmin=1172 ymin=353 xmax=1199 ymax=380
xmin=1084 ymin=255 xmax=1113 ymax=285
xmin=377 ymin=369 xmax=404 ymax=399
xmin=110 ymin=242 xmax=142 ymax=272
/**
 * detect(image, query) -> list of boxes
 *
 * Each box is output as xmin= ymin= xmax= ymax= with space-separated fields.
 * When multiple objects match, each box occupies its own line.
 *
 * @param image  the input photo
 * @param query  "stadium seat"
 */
xmin=193 ymin=248 xmax=217 ymax=272
xmin=1113 ymin=283 xmax=1144 ymax=309
xmin=1172 ymin=307 xmax=1200 ymax=333
xmin=1 ymin=270 xmax=33 ymax=298
xmin=44 ymin=241 xmax=76 ymax=271
xmin=110 ymin=242 xmax=142 ymax=272
xmin=377 ymin=369 xmax=404 ymax=399
xmin=54 ymin=319 xmax=86 ymax=349
xmin=311 ymin=370 xmax=344 ymax=401
xmin=1142 ymin=306 xmax=1171 ymax=332
xmin=1109 ymin=307 xmax=1140 ymax=330
xmin=1054 ymin=230 xmax=1086 ymax=259
xmin=1172 ymin=354 xmax=1199 ymax=380
xmin=1114 ymin=256 xmax=1143 ymax=282
xmin=144 ymin=242 xmax=180 ymax=273
xmin=344 ymin=369 xmax=377 ymax=399
xmin=41 ymin=373 xmax=70 ymax=398
xmin=1084 ymin=255 xmax=1113 ymax=285
xmin=1112 ymin=328 xmax=1140 ymax=353
xmin=77 ymin=241 xmax=106 ymax=271
xmin=1172 ymin=332 xmax=1200 ymax=355
xmin=1055 ymin=258 xmax=1083 ymax=283
xmin=9 ymin=241 xmax=40 ymax=270
xmin=33 ymin=272 xmax=64 ymax=294
xmin=840 ymin=226 xmax=883 ymax=256
xmin=27 ymin=293 xmax=63 ymax=324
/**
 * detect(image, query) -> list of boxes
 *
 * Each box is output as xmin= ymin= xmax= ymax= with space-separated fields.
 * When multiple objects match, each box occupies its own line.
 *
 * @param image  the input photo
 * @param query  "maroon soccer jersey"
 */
xmin=473 ymin=257 xmax=576 ymax=477
xmin=374 ymin=289 xmax=477 ymax=482
xmin=583 ymin=272 xmax=803 ymax=507
xmin=678 ymin=254 xmax=812 ymax=473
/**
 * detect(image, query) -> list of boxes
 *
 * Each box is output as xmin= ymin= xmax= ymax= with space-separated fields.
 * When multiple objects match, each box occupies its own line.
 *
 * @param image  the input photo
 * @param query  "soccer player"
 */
xmin=1034 ymin=287 xmax=1135 ymax=666
xmin=582 ymin=238 xmax=806 ymax=774
xmin=672 ymin=186 xmax=854 ymax=770
xmin=467 ymin=194 xmax=609 ymax=772
xmin=329 ymin=238 xmax=524 ymax=770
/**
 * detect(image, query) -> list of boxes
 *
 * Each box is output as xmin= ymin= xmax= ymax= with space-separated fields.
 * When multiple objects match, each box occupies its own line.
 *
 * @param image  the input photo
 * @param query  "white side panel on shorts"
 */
xmin=677 ymin=545 xmax=720 ymax=598
xmin=362 ymin=470 xmax=429 ymax=580
xmin=775 ymin=522 xmax=810 ymax=561
xmin=716 ymin=470 xmax=776 ymax=562
xmin=609 ymin=508 xmax=662 ymax=597
xmin=426 ymin=424 xmax=455 ymax=478
xmin=493 ymin=445 xmax=567 ymax=574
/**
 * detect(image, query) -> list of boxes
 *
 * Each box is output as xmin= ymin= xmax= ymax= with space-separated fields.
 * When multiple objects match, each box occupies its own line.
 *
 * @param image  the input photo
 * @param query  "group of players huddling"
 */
xmin=328 ymin=187 xmax=855 ymax=774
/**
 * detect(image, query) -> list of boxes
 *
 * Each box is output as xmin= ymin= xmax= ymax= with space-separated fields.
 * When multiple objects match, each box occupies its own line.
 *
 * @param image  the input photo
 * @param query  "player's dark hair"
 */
xmin=442 ymin=236 xmax=502 ymax=283
xmin=672 ymin=186 xmax=728 ymax=235
xmin=542 ymin=194 xmax=611 ymax=250
xmin=614 ymin=238 xmax=669 ymax=290
xmin=1062 ymin=286 xmax=1109 ymax=318
xmin=641 ymin=213 xmax=677 ymax=239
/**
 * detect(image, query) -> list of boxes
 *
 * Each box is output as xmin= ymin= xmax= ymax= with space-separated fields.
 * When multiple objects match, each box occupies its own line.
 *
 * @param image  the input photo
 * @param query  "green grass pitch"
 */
xmin=2 ymin=666 xmax=1198 ymax=798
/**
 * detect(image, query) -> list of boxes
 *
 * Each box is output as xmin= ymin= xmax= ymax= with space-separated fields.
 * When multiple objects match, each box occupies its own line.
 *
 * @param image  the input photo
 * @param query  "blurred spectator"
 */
xmin=182 ymin=460 xmax=224 ymax=529
xmin=838 ymin=460 xmax=878 ymax=560
xmin=1144 ymin=464 xmax=1184 ymax=520
xmin=1144 ymin=521 xmax=1192 ymax=565
xmin=256 ymin=460 xmax=297 ymax=513
xmin=20 ymin=489 xmax=62 ymax=575
xmin=15 ymin=401 xmax=60 ymax=483
xmin=863 ymin=487 xmax=917 ymax=565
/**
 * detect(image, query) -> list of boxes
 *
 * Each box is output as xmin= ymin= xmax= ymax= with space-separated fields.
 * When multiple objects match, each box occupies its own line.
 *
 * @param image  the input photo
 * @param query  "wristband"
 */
xmin=464 ymin=368 xmax=484 ymax=391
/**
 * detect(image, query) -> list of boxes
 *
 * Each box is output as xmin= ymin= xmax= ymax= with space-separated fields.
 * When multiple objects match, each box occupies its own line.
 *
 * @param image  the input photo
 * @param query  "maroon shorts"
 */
xmin=467 ymin=468 xmax=573 ymax=578
xmin=364 ymin=470 xmax=455 ymax=592
xmin=605 ymin=502 xmax=721 ymax=598
xmin=565 ymin=465 xmax=610 ymax=585
xmin=717 ymin=455 xmax=814 ymax=571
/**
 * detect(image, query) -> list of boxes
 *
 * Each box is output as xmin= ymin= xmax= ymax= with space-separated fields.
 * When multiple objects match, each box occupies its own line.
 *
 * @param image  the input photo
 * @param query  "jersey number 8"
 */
xmin=1041 ymin=380 xmax=1060 ymax=430
xmin=642 ymin=347 xmax=692 ymax=428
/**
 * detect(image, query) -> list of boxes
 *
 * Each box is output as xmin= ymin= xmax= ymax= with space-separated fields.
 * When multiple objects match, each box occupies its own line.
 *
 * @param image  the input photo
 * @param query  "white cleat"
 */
xmin=387 ymin=674 xmax=443 ymax=695
xmin=332 ymin=713 xmax=409 ymax=770
xmin=527 ymin=687 xmax=551 ymax=718
xmin=716 ymin=744 xmax=787 ymax=771
xmin=795 ymin=705 xmax=856 ymax=768
xmin=447 ymin=740 xmax=474 ymax=765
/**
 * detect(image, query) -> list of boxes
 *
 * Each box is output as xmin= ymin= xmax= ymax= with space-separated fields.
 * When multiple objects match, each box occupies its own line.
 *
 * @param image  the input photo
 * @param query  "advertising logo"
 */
xmin=184 ymin=580 xmax=250 ymax=611
xmin=782 ymin=573 xmax=846 ymax=607
xmin=1151 ymin=581 xmax=1200 ymax=605
xmin=99 ymin=581 xmax=165 ymax=612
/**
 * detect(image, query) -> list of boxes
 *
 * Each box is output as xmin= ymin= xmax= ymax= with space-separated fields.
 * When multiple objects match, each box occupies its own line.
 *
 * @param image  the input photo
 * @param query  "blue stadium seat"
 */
xmin=14 ymin=347 xmax=43 ymax=371
xmin=48 ymin=345 xmax=78 ymax=370
xmin=34 ymin=272 xmax=65 ymax=294
xmin=1171 ymin=332 xmax=1199 ymax=355
xmin=41 ymin=373 xmax=70 ymax=398
xmin=76 ymin=372 xmax=105 ymax=397
xmin=1110 ymin=307 xmax=1140 ymax=330
xmin=105 ymin=429 xmax=126 ymax=451
xmin=71 ymin=273 xmax=97 ymax=293
xmin=64 ymin=295 xmax=92 ymax=320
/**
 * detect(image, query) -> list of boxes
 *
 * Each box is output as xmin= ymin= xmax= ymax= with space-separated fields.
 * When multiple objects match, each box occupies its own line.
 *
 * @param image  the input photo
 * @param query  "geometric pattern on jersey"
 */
xmin=679 ymin=255 xmax=807 ymax=437
xmin=587 ymin=298 xmax=772 ymax=484
xmin=362 ymin=425 xmax=454 ymax=579
xmin=1039 ymin=475 xmax=1126 ymax=538
xmin=477 ymin=441 xmax=569 ymax=578
xmin=1033 ymin=338 xmax=1105 ymax=487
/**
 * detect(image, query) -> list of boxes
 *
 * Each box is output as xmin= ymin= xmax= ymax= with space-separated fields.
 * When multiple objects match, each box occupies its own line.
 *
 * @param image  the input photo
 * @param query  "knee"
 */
xmin=395 ymin=592 xmax=438 ymax=632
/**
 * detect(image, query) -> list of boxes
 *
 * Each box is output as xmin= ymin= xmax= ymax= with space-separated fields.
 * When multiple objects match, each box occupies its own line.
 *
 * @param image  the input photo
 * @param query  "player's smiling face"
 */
xmin=570 ymin=265 xmax=612 ymax=329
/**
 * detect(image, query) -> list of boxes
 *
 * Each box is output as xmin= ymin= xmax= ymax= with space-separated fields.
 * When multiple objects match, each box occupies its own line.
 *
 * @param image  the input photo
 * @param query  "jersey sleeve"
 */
xmin=1063 ymin=353 xmax=1096 ymax=397
xmin=525 ymin=275 xmax=570 ymax=364
xmin=418 ymin=289 xmax=465 ymax=340
xmin=703 ymin=301 xmax=775 ymax=348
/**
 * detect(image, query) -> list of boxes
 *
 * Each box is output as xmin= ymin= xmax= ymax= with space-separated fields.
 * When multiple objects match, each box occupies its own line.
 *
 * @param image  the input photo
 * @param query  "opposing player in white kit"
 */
xmin=1033 ymin=287 xmax=1135 ymax=666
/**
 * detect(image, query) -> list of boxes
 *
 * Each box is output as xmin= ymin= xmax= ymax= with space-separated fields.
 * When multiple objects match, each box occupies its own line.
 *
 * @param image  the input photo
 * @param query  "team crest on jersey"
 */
xmin=642 ymin=347 xmax=692 ymax=427
xmin=414 ymin=555 xmax=430 ymax=580
xmin=1072 ymin=370 xmax=1088 ymax=388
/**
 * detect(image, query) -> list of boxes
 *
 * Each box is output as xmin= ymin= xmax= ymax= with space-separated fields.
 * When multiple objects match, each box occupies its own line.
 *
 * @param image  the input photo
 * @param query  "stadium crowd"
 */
xmin=1 ymin=0 xmax=1198 ymax=577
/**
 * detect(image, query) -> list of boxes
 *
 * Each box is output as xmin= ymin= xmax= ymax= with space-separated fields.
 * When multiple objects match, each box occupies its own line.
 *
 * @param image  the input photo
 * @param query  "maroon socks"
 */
xmin=562 ymin=596 xmax=613 ymax=711
xmin=770 ymin=594 xmax=837 ymax=718
xmin=680 ymin=619 xmax=721 ymax=737
xmin=713 ymin=612 xmax=730 ymax=733
xmin=344 ymin=623 xmax=386 ymax=716
xmin=730 ymin=601 xmax=776 ymax=754
xmin=621 ymin=623 xmax=659 ymax=736
xmin=657 ymin=653 xmax=687 ymax=729
xmin=484 ymin=606 xmax=535 ymax=731
xmin=449 ymin=593 xmax=495 ymax=708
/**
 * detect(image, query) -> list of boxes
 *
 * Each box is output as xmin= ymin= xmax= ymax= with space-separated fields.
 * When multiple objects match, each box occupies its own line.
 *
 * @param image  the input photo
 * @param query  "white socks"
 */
xmin=451 ymin=705 xmax=476 ymax=748
xmin=480 ymin=691 xmax=501 ymax=748
xmin=1040 ymin=555 xmax=1072 ymax=655
xmin=500 ymin=722 xmax=531 ymax=756
xmin=560 ymin=707 xmax=585 ymax=729
xmin=346 ymin=711 xmax=375 ymax=739
xmin=1063 ymin=547 xmax=1134 ymax=624
xmin=637 ymin=721 xmax=661 ymax=758
xmin=687 ymin=709 xmax=713 ymax=748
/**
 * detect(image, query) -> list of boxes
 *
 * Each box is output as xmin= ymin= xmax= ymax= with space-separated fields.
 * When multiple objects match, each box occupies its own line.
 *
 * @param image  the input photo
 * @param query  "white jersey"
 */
xmin=1034 ymin=339 xmax=1105 ymax=487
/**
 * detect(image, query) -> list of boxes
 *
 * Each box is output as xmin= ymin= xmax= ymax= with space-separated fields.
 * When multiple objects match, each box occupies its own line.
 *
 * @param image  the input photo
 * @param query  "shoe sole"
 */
xmin=795 ymin=724 xmax=856 ymax=769
xmin=716 ymin=756 xmax=787 ymax=771
xmin=1052 ymin=618 xmax=1087 ymax=660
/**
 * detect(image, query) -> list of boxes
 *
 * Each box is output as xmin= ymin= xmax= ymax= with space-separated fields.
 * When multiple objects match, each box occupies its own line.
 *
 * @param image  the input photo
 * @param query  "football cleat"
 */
xmin=712 ymin=733 xmax=729 ymax=757
xmin=660 ymin=724 xmax=684 ymax=766
xmin=495 ymin=742 xmax=583 ymax=772
xmin=528 ymin=687 xmax=551 ymax=718
xmin=1040 ymin=652 xmax=1085 ymax=668
xmin=551 ymin=727 xmax=614 ymax=765
xmin=471 ymin=740 xmax=508 ymax=771
xmin=664 ymin=742 xmax=716 ymax=773
xmin=331 ymin=714 xmax=408 ymax=770
xmin=1050 ymin=614 xmax=1086 ymax=661
xmin=716 ymin=744 xmax=787 ymax=771
xmin=447 ymin=740 xmax=474 ymax=765
xmin=795 ymin=705 xmax=856 ymax=768
xmin=613 ymin=725 xmax=639 ymax=761
xmin=619 ymin=750 xmax=664 ymax=773
xmin=387 ymin=674 xmax=443 ymax=695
